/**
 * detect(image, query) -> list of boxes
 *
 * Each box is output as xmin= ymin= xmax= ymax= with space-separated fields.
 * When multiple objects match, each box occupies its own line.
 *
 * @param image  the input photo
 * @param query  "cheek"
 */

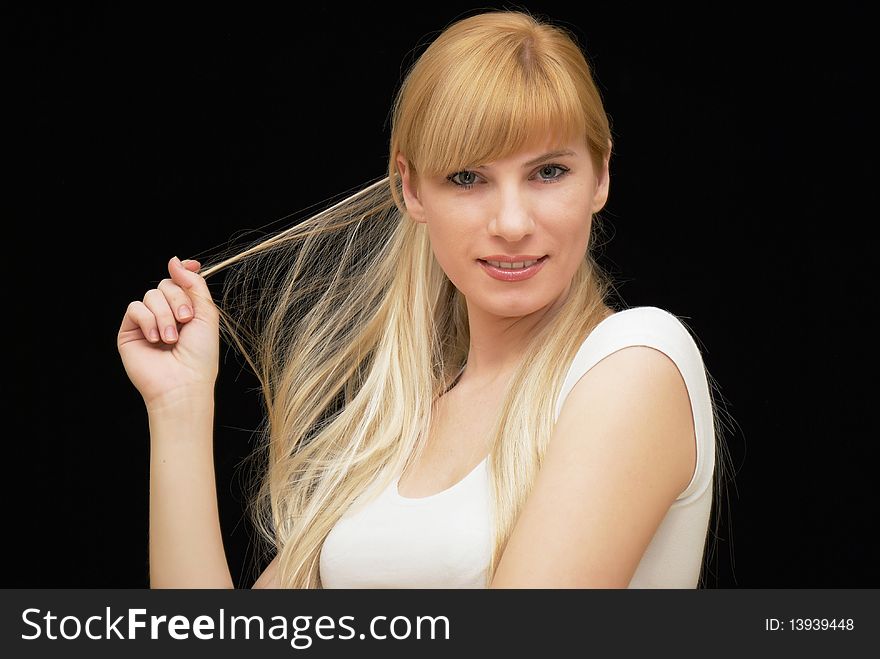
xmin=567 ymin=217 xmax=593 ymax=272
xmin=571 ymin=214 xmax=592 ymax=251
xmin=422 ymin=194 xmax=481 ymax=259
xmin=565 ymin=183 xmax=595 ymax=241
xmin=544 ymin=201 xmax=594 ymax=283
xmin=425 ymin=220 xmax=469 ymax=276
xmin=547 ymin=223 xmax=590 ymax=289
xmin=546 ymin=191 xmax=593 ymax=249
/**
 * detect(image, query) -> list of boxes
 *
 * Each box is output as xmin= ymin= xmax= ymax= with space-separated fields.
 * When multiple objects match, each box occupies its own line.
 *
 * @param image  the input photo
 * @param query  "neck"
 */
xmin=458 ymin=280 xmax=573 ymax=389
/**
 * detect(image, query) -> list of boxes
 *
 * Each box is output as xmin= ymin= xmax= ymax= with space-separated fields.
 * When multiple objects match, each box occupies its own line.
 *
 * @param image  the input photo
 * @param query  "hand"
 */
xmin=117 ymin=256 xmax=220 ymax=410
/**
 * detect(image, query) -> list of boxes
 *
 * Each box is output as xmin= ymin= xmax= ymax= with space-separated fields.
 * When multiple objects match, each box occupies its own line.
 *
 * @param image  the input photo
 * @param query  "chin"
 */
xmin=471 ymin=292 xmax=550 ymax=319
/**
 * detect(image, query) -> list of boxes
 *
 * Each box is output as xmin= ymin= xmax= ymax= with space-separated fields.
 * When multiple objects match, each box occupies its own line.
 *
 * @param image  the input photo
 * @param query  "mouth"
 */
xmin=476 ymin=255 xmax=549 ymax=281
xmin=477 ymin=255 xmax=549 ymax=269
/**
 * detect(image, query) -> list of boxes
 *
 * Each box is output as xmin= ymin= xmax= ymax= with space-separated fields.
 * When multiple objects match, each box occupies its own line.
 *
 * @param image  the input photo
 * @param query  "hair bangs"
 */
xmin=413 ymin=58 xmax=587 ymax=180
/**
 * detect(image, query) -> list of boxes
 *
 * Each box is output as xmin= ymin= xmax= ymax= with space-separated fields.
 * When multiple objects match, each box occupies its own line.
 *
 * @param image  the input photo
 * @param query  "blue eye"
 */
xmin=536 ymin=164 xmax=569 ymax=181
xmin=448 ymin=170 xmax=479 ymax=188
xmin=446 ymin=164 xmax=570 ymax=189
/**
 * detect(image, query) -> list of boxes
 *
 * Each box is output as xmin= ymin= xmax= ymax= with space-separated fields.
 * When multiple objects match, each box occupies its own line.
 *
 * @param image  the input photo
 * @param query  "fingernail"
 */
xmin=172 ymin=256 xmax=181 ymax=267
xmin=179 ymin=305 xmax=192 ymax=319
xmin=164 ymin=326 xmax=177 ymax=341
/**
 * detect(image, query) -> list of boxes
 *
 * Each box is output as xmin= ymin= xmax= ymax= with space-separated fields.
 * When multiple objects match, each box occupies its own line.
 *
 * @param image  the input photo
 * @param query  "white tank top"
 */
xmin=319 ymin=306 xmax=716 ymax=588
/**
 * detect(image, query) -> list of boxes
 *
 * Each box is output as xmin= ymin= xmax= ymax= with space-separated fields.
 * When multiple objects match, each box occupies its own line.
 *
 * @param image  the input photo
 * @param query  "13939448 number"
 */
xmin=764 ymin=618 xmax=855 ymax=631
xmin=791 ymin=618 xmax=853 ymax=631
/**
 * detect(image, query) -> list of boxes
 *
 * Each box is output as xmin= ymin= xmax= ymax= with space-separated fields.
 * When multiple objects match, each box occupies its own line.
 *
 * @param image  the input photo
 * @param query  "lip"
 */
xmin=479 ymin=254 xmax=545 ymax=262
xmin=477 ymin=255 xmax=548 ymax=282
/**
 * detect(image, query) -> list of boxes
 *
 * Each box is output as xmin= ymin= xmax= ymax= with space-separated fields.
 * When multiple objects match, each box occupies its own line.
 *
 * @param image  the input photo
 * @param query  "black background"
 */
xmin=4 ymin=3 xmax=873 ymax=587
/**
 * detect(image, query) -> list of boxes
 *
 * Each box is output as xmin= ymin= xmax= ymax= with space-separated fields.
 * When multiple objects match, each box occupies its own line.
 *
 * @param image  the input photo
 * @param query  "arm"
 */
xmin=147 ymin=394 xmax=235 ymax=588
xmin=489 ymin=346 xmax=696 ymax=588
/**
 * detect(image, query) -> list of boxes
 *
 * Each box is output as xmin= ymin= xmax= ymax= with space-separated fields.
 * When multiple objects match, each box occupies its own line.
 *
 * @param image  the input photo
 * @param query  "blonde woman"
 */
xmin=117 ymin=9 xmax=728 ymax=589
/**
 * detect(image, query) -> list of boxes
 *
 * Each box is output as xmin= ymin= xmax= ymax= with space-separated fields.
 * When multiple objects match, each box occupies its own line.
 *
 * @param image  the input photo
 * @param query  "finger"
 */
xmin=120 ymin=300 xmax=161 ymax=343
xmin=143 ymin=288 xmax=179 ymax=343
xmin=168 ymin=256 xmax=215 ymax=317
xmin=181 ymin=259 xmax=201 ymax=272
xmin=157 ymin=277 xmax=196 ymax=323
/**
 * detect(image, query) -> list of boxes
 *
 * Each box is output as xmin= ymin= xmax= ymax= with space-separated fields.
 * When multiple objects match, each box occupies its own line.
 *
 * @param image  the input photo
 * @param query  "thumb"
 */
xmin=168 ymin=256 xmax=216 ymax=315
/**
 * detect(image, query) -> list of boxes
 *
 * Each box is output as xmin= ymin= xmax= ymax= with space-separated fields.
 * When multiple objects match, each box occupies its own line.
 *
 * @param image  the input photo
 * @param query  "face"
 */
xmin=396 ymin=136 xmax=610 ymax=320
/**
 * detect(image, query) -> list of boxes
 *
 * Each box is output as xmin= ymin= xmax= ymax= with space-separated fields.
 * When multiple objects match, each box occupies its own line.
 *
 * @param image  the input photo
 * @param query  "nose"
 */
xmin=487 ymin=184 xmax=535 ymax=242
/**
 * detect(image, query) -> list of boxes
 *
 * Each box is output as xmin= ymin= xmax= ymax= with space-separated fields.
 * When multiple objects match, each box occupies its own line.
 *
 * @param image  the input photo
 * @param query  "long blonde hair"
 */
xmin=190 ymin=9 xmax=730 ymax=588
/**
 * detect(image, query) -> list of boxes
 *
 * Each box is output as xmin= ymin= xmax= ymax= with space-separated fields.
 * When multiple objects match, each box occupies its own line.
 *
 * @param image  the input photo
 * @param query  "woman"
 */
xmin=117 ymin=9 xmax=727 ymax=589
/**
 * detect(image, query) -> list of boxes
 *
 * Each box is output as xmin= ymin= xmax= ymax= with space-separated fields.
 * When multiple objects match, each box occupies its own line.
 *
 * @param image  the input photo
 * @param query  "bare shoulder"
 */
xmin=489 ymin=345 xmax=696 ymax=588
xmin=551 ymin=345 xmax=696 ymax=496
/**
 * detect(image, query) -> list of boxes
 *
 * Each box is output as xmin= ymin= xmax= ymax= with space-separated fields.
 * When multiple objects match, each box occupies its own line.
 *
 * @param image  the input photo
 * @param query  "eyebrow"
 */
xmin=475 ymin=149 xmax=577 ymax=169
